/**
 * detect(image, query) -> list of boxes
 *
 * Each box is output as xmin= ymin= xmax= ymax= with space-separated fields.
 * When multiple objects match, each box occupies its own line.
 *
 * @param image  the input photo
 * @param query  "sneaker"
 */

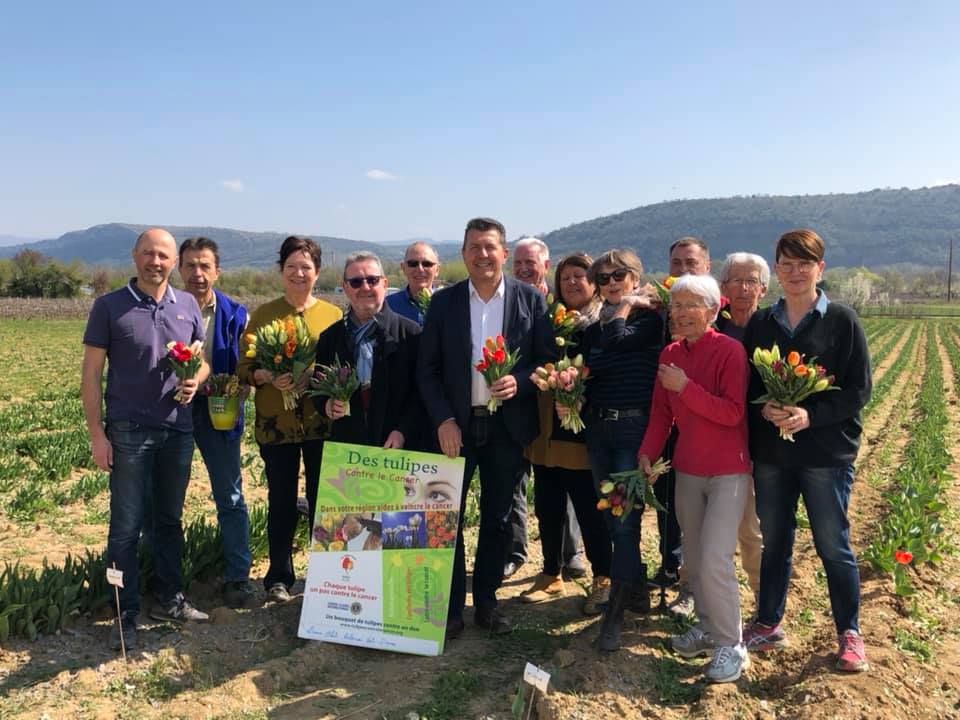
xmin=109 ymin=611 xmax=138 ymax=651
xmin=670 ymin=625 xmax=715 ymax=658
xmin=520 ymin=574 xmax=566 ymax=603
xmin=836 ymin=629 xmax=868 ymax=672
xmin=646 ymin=567 xmax=680 ymax=589
xmin=149 ymin=593 xmax=209 ymax=623
xmin=562 ymin=553 xmax=588 ymax=580
xmin=266 ymin=583 xmax=292 ymax=603
xmin=668 ymin=585 xmax=696 ymax=618
xmin=705 ymin=644 xmax=750 ymax=683
xmin=583 ymin=576 xmax=611 ymax=616
xmin=296 ymin=496 xmax=310 ymax=516
xmin=743 ymin=619 xmax=787 ymax=652
xmin=223 ymin=580 xmax=257 ymax=609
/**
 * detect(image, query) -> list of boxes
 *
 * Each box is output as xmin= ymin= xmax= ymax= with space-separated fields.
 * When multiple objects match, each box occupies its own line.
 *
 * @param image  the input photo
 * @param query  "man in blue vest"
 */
xmin=178 ymin=237 xmax=255 ymax=608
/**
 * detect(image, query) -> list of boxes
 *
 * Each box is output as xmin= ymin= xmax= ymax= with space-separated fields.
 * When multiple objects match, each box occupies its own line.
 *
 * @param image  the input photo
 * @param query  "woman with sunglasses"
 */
xmin=742 ymin=229 xmax=871 ymax=672
xmin=572 ymin=249 xmax=663 ymax=651
xmin=237 ymin=236 xmax=342 ymax=604
xmin=312 ymin=251 xmax=423 ymax=450
xmin=522 ymin=253 xmax=613 ymax=616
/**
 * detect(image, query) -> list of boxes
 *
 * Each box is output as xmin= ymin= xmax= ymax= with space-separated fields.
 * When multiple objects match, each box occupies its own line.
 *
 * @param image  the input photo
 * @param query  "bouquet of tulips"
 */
xmin=546 ymin=293 xmax=582 ymax=349
xmin=475 ymin=335 xmax=520 ymax=413
xmin=596 ymin=460 xmax=670 ymax=521
xmin=201 ymin=373 xmax=241 ymax=397
xmin=414 ymin=288 xmax=432 ymax=315
xmin=166 ymin=340 xmax=204 ymax=403
xmin=751 ymin=343 xmax=840 ymax=441
xmin=653 ymin=275 xmax=678 ymax=307
xmin=531 ymin=353 xmax=590 ymax=433
xmin=309 ymin=354 xmax=361 ymax=417
xmin=244 ymin=315 xmax=317 ymax=410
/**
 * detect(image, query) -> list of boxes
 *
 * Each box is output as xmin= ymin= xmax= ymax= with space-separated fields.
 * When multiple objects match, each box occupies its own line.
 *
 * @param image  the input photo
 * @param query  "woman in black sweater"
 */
xmin=742 ymin=229 xmax=871 ymax=673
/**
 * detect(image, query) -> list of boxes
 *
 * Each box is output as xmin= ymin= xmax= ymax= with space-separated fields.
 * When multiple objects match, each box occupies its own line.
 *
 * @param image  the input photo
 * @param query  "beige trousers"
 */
xmin=675 ymin=471 xmax=750 ymax=647
xmin=738 ymin=478 xmax=763 ymax=595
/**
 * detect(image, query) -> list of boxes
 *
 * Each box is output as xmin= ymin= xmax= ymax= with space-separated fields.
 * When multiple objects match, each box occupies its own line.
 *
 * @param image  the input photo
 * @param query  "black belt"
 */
xmin=590 ymin=406 xmax=646 ymax=421
xmin=471 ymin=406 xmax=491 ymax=417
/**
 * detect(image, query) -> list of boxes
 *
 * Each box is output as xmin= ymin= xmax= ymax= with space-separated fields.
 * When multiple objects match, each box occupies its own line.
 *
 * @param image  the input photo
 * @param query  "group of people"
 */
xmin=82 ymin=220 xmax=871 ymax=686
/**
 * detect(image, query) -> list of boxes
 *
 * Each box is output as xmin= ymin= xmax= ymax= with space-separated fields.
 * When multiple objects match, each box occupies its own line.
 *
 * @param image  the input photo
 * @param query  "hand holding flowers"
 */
xmin=596 ymin=460 xmax=670 ymax=521
xmin=244 ymin=316 xmax=317 ymax=410
xmin=531 ymin=354 xmax=590 ymax=433
xmin=166 ymin=340 xmax=204 ymax=404
xmin=308 ymin=354 xmax=360 ymax=418
xmin=475 ymin=335 xmax=520 ymax=413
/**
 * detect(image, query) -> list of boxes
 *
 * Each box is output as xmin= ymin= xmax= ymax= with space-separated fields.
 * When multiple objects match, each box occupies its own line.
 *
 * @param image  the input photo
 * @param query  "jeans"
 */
xmin=532 ymin=464 xmax=611 ymax=578
xmin=587 ymin=445 xmax=645 ymax=584
xmin=107 ymin=421 xmax=193 ymax=616
xmin=193 ymin=397 xmax=251 ymax=583
xmin=260 ymin=440 xmax=324 ymax=590
xmin=449 ymin=412 xmax=527 ymax=619
xmin=754 ymin=462 xmax=861 ymax=634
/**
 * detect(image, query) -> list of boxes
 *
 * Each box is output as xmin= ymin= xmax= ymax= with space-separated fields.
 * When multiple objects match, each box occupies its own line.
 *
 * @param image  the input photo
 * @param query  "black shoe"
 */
xmin=223 ymin=580 xmax=257 ymax=609
xmin=646 ymin=567 xmax=679 ymax=590
xmin=110 ymin=611 xmax=138 ymax=651
xmin=503 ymin=560 xmax=524 ymax=579
xmin=445 ymin=617 xmax=465 ymax=640
xmin=597 ymin=582 xmax=632 ymax=652
xmin=474 ymin=607 xmax=512 ymax=635
xmin=562 ymin=554 xmax=588 ymax=580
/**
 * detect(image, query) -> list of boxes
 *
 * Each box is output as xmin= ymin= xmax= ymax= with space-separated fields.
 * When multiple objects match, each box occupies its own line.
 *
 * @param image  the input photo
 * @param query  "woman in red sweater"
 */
xmin=637 ymin=273 xmax=751 ymax=684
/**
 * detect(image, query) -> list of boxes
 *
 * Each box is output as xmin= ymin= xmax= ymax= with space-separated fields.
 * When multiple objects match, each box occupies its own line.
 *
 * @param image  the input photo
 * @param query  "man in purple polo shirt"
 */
xmin=81 ymin=228 xmax=211 ymax=652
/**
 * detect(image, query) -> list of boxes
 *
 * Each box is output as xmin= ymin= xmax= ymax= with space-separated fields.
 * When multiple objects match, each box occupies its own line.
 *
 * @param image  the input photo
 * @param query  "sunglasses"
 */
xmin=405 ymin=260 xmax=436 ymax=269
xmin=345 ymin=275 xmax=383 ymax=289
xmin=596 ymin=269 xmax=630 ymax=286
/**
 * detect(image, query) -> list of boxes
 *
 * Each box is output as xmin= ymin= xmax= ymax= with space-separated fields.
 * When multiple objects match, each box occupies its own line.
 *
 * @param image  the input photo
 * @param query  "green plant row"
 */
xmin=862 ymin=323 xmax=952 ymax=596
xmin=865 ymin=326 xmax=905 ymax=371
xmin=862 ymin=321 xmax=921 ymax=418
xmin=0 ymin=502 xmax=308 ymax=642
xmin=863 ymin=318 xmax=895 ymax=345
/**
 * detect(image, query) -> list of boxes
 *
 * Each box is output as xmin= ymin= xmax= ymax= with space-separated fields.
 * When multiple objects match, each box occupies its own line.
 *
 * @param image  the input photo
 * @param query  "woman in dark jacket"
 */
xmin=312 ymin=251 xmax=423 ymax=449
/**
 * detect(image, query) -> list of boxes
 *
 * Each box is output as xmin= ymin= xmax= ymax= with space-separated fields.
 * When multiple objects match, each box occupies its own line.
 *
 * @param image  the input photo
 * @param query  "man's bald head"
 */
xmin=134 ymin=227 xmax=177 ymax=254
xmin=132 ymin=228 xmax=179 ymax=294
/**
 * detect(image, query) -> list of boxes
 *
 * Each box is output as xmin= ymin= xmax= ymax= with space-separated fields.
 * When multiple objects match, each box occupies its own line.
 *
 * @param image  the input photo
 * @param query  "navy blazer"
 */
xmin=417 ymin=276 xmax=553 ymax=448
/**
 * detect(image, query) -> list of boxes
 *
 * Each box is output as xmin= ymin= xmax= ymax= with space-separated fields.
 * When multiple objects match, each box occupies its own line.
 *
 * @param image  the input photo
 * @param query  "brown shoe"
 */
xmin=583 ymin=576 xmax=611 ymax=616
xmin=520 ymin=574 xmax=566 ymax=604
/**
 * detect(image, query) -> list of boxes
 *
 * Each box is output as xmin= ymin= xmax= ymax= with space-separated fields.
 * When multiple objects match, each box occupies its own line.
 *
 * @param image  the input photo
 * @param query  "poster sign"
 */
xmin=297 ymin=442 xmax=464 ymax=656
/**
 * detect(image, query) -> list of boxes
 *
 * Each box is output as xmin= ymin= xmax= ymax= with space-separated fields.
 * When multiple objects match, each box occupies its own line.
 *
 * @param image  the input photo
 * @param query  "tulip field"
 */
xmin=1 ymin=311 xmax=959 ymax=719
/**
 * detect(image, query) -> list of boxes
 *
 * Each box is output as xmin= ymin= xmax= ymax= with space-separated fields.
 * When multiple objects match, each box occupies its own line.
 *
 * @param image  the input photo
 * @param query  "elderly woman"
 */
xmin=742 ymin=229 xmax=871 ymax=673
xmin=576 ymin=249 xmax=663 ymax=652
xmin=638 ymin=274 xmax=751 ymax=683
xmin=717 ymin=252 xmax=770 ymax=606
xmin=237 ymin=236 xmax=342 ymax=604
xmin=522 ymin=253 xmax=613 ymax=614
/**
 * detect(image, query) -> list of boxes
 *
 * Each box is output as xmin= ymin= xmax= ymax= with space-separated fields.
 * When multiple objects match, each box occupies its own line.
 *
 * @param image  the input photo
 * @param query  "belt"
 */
xmin=590 ymin=407 xmax=646 ymax=421
xmin=471 ymin=406 xmax=491 ymax=417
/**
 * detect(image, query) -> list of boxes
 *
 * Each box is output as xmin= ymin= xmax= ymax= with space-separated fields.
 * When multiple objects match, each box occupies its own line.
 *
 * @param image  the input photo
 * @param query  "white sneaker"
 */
xmin=670 ymin=625 xmax=715 ymax=658
xmin=705 ymin=644 xmax=750 ymax=683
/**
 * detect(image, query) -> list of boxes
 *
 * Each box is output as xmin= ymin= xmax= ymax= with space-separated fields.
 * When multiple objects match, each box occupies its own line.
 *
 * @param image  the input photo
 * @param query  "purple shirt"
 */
xmin=83 ymin=279 xmax=205 ymax=431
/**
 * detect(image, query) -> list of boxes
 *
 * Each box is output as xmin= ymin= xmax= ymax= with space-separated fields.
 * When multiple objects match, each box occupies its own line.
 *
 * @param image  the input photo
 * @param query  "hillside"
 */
xmin=543 ymin=185 xmax=960 ymax=269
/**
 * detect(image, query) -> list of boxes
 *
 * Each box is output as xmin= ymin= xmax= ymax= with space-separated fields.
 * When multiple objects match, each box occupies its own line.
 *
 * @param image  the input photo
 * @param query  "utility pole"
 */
xmin=949 ymin=237 xmax=954 ymax=303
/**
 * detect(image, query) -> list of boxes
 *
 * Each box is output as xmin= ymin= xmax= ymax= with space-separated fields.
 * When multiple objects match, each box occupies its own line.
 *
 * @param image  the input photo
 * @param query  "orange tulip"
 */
xmin=787 ymin=351 xmax=801 ymax=367
xmin=794 ymin=364 xmax=808 ymax=377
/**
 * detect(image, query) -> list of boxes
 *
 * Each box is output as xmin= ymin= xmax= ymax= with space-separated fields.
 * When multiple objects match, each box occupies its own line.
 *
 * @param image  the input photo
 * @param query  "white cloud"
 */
xmin=929 ymin=179 xmax=959 ymax=187
xmin=365 ymin=169 xmax=398 ymax=181
xmin=219 ymin=179 xmax=245 ymax=193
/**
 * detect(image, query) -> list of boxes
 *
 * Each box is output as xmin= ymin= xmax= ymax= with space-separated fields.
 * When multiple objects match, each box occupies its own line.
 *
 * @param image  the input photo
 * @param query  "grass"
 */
xmin=651 ymin=655 xmax=701 ymax=705
xmin=388 ymin=670 xmax=483 ymax=720
xmin=893 ymin=628 xmax=933 ymax=662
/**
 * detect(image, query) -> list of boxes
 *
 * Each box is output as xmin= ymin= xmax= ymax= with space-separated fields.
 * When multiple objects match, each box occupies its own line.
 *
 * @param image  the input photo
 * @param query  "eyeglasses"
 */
xmin=596 ymin=269 xmax=630 ymax=286
xmin=345 ymin=275 xmax=383 ymax=289
xmin=672 ymin=302 xmax=710 ymax=312
xmin=405 ymin=260 xmax=436 ymax=269
xmin=777 ymin=260 xmax=818 ymax=275
xmin=726 ymin=277 xmax=762 ymax=288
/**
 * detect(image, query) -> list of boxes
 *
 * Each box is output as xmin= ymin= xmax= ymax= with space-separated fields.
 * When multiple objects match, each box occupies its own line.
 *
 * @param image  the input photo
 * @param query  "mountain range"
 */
xmin=3 ymin=185 xmax=959 ymax=270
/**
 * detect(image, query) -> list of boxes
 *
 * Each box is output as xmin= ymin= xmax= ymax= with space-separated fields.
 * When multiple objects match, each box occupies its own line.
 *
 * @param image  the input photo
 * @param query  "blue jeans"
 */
xmin=588 ymin=446 xmax=644 ymax=584
xmin=193 ymin=397 xmax=251 ymax=583
xmin=107 ymin=421 xmax=193 ymax=617
xmin=754 ymin=462 xmax=861 ymax=634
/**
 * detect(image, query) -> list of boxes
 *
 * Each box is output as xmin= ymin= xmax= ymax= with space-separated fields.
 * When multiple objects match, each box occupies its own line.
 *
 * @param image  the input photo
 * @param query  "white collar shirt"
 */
xmin=468 ymin=276 xmax=506 ymax=407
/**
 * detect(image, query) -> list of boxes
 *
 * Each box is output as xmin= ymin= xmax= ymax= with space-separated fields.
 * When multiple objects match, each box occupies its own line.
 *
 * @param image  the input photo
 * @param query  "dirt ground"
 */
xmin=2 ymin=321 xmax=960 ymax=719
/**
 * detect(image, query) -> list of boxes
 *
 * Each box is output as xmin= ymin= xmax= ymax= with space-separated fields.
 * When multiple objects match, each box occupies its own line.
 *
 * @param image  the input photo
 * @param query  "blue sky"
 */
xmin=2 ymin=1 xmax=958 ymax=242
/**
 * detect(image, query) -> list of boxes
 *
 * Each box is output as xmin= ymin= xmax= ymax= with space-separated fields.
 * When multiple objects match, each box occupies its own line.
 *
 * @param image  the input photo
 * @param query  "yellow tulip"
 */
xmin=814 ymin=378 xmax=830 ymax=391
xmin=611 ymin=505 xmax=624 ymax=517
xmin=770 ymin=344 xmax=781 ymax=363
xmin=600 ymin=481 xmax=615 ymax=494
xmin=245 ymin=349 xmax=256 ymax=358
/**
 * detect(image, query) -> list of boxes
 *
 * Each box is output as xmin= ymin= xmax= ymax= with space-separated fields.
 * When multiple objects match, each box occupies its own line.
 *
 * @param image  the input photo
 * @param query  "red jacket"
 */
xmin=638 ymin=328 xmax=751 ymax=476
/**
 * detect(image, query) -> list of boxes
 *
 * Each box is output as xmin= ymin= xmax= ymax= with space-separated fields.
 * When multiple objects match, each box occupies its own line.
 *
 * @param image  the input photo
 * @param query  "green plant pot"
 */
xmin=208 ymin=395 xmax=240 ymax=431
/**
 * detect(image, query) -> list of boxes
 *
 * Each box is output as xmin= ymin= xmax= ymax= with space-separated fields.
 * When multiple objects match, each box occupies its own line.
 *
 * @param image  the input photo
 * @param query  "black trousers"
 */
xmin=259 ymin=439 xmax=324 ymax=590
xmin=450 ymin=412 xmax=527 ymax=619
xmin=532 ymin=464 xmax=611 ymax=578
xmin=511 ymin=472 xmax=584 ymax=564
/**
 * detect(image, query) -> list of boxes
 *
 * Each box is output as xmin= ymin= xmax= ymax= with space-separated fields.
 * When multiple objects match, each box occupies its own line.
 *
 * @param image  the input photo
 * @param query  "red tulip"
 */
xmin=894 ymin=549 xmax=913 ymax=565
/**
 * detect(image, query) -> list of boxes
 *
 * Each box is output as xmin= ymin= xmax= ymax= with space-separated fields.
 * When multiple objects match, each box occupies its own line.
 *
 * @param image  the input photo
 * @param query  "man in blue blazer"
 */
xmin=418 ymin=217 xmax=553 ymax=637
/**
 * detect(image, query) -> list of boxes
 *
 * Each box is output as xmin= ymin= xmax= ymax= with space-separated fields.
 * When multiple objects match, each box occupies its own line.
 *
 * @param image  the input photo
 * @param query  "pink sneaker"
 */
xmin=742 ymin=620 xmax=787 ymax=652
xmin=836 ymin=630 xmax=868 ymax=672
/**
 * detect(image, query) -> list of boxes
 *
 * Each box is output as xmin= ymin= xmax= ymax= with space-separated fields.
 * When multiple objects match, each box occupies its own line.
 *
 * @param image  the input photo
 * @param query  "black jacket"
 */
xmin=417 ymin=276 xmax=553 ymax=448
xmin=312 ymin=306 xmax=424 ymax=449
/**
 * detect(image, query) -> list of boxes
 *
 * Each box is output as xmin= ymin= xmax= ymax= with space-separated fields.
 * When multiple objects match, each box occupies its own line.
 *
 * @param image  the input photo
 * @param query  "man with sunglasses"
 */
xmin=387 ymin=241 xmax=441 ymax=325
xmin=419 ymin=217 xmax=553 ymax=638
xmin=313 ymin=252 xmax=423 ymax=450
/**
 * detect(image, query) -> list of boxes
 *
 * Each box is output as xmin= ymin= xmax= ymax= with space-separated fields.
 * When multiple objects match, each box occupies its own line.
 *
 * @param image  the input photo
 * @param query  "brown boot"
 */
xmin=583 ymin=576 xmax=611 ymax=616
xmin=520 ymin=573 xmax=566 ymax=603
